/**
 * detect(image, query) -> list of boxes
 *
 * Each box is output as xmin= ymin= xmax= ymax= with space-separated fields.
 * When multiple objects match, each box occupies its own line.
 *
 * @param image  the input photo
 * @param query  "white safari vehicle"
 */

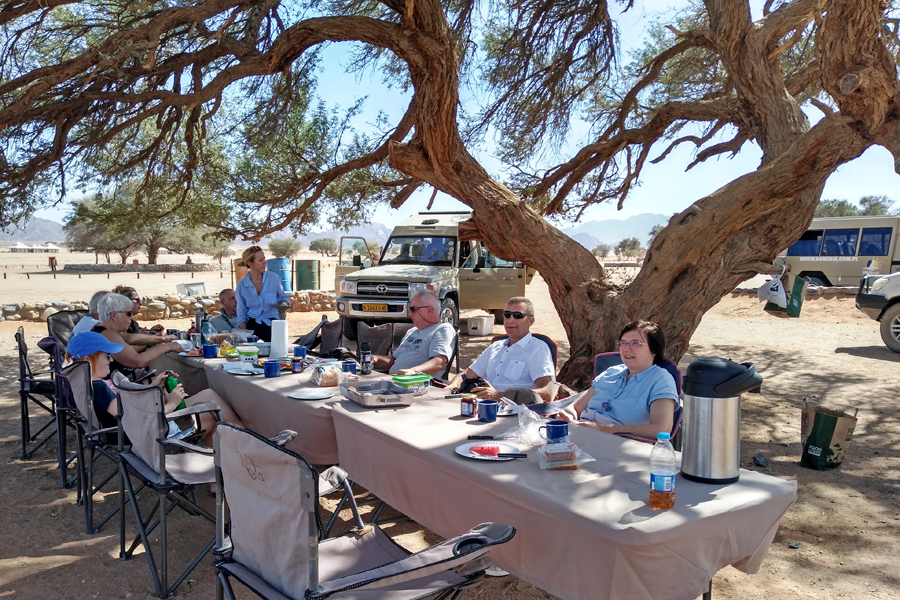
xmin=856 ymin=271 xmax=900 ymax=353
xmin=334 ymin=212 xmax=535 ymax=339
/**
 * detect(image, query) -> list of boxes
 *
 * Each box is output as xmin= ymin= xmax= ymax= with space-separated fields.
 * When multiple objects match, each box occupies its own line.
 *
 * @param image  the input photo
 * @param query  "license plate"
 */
xmin=362 ymin=304 xmax=389 ymax=312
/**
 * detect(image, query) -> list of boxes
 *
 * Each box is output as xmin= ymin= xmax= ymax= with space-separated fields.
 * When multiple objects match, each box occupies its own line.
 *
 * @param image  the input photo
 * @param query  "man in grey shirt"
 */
xmin=209 ymin=288 xmax=238 ymax=332
xmin=372 ymin=290 xmax=455 ymax=376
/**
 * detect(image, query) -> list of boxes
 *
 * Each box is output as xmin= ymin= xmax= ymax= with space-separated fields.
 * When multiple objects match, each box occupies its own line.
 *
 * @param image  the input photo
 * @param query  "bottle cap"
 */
xmin=657 ymin=432 xmax=671 ymax=440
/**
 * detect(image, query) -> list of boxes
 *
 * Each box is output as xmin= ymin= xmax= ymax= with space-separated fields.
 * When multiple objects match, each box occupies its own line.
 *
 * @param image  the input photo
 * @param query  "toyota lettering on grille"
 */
xmin=376 ymin=284 xmax=388 ymax=294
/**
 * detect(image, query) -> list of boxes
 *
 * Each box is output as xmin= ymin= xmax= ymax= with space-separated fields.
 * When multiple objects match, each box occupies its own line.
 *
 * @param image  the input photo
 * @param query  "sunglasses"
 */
xmin=118 ymin=310 xmax=133 ymax=317
xmin=409 ymin=305 xmax=429 ymax=313
xmin=249 ymin=245 xmax=262 ymax=253
xmin=503 ymin=310 xmax=532 ymax=320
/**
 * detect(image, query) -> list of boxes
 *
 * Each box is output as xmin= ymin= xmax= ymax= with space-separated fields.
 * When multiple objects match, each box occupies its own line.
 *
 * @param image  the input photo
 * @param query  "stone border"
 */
xmin=63 ymin=263 xmax=229 ymax=273
xmin=1 ymin=290 xmax=336 ymax=323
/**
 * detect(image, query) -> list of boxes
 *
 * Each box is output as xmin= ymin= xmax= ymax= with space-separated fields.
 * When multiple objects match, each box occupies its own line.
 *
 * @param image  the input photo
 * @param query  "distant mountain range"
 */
xmin=2 ymin=214 xmax=666 ymax=251
xmin=559 ymin=213 xmax=670 ymax=249
xmin=0 ymin=217 xmax=65 ymax=242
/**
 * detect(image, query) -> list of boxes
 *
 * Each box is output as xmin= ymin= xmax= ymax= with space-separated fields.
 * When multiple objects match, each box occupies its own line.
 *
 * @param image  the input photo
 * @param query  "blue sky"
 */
xmin=34 ymin=1 xmax=899 ymax=227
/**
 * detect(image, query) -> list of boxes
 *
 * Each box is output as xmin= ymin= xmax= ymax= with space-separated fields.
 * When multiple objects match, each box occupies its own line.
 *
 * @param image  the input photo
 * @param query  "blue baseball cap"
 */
xmin=67 ymin=332 xmax=124 ymax=360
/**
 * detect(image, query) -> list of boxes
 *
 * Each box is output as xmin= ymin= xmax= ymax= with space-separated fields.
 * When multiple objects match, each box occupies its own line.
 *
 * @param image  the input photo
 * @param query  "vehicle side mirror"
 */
xmin=353 ymin=255 xmax=362 ymax=266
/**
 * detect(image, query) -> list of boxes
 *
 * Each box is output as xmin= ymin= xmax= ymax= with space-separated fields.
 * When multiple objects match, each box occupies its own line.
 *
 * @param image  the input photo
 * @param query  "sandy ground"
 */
xmin=0 ymin=260 xmax=898 ymax=600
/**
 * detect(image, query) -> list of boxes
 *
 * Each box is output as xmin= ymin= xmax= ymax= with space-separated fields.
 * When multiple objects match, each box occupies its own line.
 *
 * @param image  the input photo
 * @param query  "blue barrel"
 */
xmin=266 ymin=257 xmax=293 ymax=292
xmin=295 ymin=259 xmax=320 ymax=290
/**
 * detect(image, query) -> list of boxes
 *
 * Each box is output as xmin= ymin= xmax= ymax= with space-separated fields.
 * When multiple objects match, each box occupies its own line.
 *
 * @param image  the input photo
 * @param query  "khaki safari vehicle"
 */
xmin=777 ymin=215 xmax=900 ymax=287
xmin=334 ymin=212 xmax=536 ymax=339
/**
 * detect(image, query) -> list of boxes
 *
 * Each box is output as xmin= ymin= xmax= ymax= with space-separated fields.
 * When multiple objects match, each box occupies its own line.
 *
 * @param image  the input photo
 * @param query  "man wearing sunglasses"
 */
xmin=449 ymin=297 xmax=555 ymax=402
xmin=372 ymin=290 xmax=455 ymax=375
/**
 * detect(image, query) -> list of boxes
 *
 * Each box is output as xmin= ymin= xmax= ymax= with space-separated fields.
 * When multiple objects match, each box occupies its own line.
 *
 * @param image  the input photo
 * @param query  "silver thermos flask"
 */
xmin=680 ymin=357 xmax=763 ymax=484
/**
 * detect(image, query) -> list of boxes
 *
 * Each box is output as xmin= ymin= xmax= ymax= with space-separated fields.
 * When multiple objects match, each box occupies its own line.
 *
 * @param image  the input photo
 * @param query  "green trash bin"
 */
xmin=295 ymin=259 xmax=319 ymax=291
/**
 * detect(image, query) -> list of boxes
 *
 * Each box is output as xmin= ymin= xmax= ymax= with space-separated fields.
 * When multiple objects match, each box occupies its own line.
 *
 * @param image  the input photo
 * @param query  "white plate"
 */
xmin=455 ymin=441 xmax=520 ymax=462
xmin=497 ymin=405 xmax=517 ymax=417
xmin=287 ymin=390 xmax=335 ymax=401
xmin=221 ymin=363 xmax=264 ymax=376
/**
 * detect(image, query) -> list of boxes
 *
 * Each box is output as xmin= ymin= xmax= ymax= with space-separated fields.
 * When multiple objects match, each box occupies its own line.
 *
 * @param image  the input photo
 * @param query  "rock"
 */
xmin=41 ymin=307 xmax=59 ymax=320
xmin=313 ymin=303 xmax=322 ymax=311
xmin=3 ymin=305 xmax=18 ymax=313
xmin=21 ymin=304 xmax=36 ymax=312
xmin=166 ymin=296 xmax=181 ymax=304
xmin=22 ymin=310 xmax=40 ymax=320
xmin=51 ymin=301 xmax=69 ymax=308
xmin=752 ymin=452 xmax=769 ymax=468
xmin=147 ymin=302 xmax=166 ymax=310
xmin=6 ymin=314 xmax=20 ymax=321
xmin=788 ymin=542 xmax=800 ymax=549
xmin=200 ymin=298 xmax=216 ymax=307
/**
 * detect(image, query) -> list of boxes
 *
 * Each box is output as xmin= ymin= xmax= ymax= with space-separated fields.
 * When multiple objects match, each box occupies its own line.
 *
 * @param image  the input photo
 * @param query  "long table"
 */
xmin=331 ymin=397 xmax=797 ymax=600
xmin=151 ymin=352 xmax=797 ymax=599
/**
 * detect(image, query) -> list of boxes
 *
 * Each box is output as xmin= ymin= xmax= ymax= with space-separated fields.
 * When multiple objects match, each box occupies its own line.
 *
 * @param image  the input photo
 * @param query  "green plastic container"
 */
xmin=295 ymin=259 xmax=320 ymax=290
xmin=391 ymin=373 xmax=432 ymax=397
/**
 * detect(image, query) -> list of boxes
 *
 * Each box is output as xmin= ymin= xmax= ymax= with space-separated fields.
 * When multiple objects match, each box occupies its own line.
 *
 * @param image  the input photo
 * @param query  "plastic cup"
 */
xmin=264 ymin=360 xmax=281 ymax=378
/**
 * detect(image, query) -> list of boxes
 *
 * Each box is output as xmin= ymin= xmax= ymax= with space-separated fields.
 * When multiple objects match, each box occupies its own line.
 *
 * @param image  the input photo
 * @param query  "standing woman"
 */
xmin=236 ymin=245 xmax=289 ymax=342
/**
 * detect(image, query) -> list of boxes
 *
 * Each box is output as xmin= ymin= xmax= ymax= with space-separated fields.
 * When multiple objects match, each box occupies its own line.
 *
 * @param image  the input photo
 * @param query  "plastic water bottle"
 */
xmin=649 ymin=432 xmax=677 ymax=510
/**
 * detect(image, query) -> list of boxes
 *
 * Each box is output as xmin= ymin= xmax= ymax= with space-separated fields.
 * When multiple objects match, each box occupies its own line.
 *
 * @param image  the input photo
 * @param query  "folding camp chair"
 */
xmin=37 ymin=335 xmax=79 ymax=488
xmin=437 ymin=329 xmax=461 ymax=380
xmin=62 ymin=361 xmax=122 ymax=534
xmin=294 ymin=315 xmax=329 ymax=349
xmin=357 ymin=321 xmax=394 ymax=355
xmin=16 ymin=326 xmax=58 ymax=461
xmin=113 ymin=372 xmax=221 ymax=598
xmin=593 ymin=352 xmax=684 ymax=448
xmin=319 ymin=317 xmax=343 ymax=355
xmin=47 ymin=309 xmax=89 ymax=354
xmin=212 ymin=423 xmax=516 ymax=600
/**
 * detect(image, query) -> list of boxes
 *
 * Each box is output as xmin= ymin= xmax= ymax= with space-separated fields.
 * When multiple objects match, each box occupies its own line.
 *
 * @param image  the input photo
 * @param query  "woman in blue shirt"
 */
xmin=559 ymin=320 xmax=677 ymax=439
xmin=236 ymin=246 xmax=290 ymax=342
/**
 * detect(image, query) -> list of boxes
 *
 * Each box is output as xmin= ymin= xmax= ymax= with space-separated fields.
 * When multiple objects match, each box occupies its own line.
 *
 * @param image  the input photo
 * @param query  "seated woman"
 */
xmin=558 ymin=320 xmax=677 ymax=439
xmin=67 ymin=331 xmax=245 ymax=446
xmin=91 ymin=293 xmax=183 ymax=378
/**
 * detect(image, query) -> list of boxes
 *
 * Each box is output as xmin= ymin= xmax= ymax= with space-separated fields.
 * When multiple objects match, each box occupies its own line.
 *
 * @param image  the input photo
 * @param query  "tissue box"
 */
xmin=391 ymin=373 xmax=432 ymax=396
xmin=467 ymin=315 xmax=493 ymax=336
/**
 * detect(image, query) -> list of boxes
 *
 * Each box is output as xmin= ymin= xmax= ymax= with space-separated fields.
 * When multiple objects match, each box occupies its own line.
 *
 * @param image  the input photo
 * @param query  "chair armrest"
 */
xmin=165 ymin=400 xmax=221 ymax=421
xmin=269 ymin=430 xmax=298 ymax=446
xmin=159 ymin=438 xmax=215 ymax=455
xmin=84 ymin=425 xmax=119 ymax=439
xmin=308 ymin=523 xmax=515 ymax=599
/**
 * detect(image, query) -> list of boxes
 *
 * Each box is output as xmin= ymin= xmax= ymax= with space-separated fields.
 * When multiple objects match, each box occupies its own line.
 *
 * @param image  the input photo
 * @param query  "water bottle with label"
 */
xmin=649 ymin=432 xmax=677 ymax=510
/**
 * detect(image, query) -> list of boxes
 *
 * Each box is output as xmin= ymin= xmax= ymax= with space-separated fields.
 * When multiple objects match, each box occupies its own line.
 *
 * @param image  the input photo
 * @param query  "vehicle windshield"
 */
xmin=379 ymin=236 xmax=456 ymax=266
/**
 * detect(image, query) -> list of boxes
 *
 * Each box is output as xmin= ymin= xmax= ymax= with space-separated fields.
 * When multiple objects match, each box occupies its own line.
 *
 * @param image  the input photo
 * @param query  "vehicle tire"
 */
xmin=490 ymin=309 xmax=504 ymax=324
xmin=440 ymin=297 xmax=459 ymax=329
xmin=803 ymin=275 xmax=828 ymax=287
xmin=880 ymin=304 xmax=900 ymax=353
xmin=342 ymin=317 xmax=358 ymax=341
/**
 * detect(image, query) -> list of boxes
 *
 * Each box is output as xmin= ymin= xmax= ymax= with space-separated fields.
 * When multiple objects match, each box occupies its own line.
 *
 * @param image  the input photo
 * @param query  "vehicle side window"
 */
xmin=483 ymin=250 xmax=516 ymax=268
xmin=787 ymin=230 xmax=823 ymax=256
xmin=459 ymin=241 xmax=472 ymax=267
xmin=859 ymin=227 xmax=893 ymax=256
xmin=820 ymin=228 xmax=859 ymax=256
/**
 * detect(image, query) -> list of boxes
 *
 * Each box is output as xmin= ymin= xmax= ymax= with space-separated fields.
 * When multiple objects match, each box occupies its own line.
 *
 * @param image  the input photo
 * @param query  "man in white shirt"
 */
xmin=450 ymin=297 xmax=555 ymax=402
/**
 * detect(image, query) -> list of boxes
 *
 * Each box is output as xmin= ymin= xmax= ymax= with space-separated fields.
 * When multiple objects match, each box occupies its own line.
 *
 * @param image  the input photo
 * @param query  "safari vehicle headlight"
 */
xmin=870 ymin=277 xmax=889 ymax=292
xmin=340 ymin=280 xmax=357 ymax=295
xmin=410 ymin=282 xmax=439 ymax=294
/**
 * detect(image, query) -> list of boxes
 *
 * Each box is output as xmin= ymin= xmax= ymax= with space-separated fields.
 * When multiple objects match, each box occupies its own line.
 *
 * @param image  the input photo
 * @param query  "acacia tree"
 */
xmin=2 ymin=0 xmax=900 ymax=385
